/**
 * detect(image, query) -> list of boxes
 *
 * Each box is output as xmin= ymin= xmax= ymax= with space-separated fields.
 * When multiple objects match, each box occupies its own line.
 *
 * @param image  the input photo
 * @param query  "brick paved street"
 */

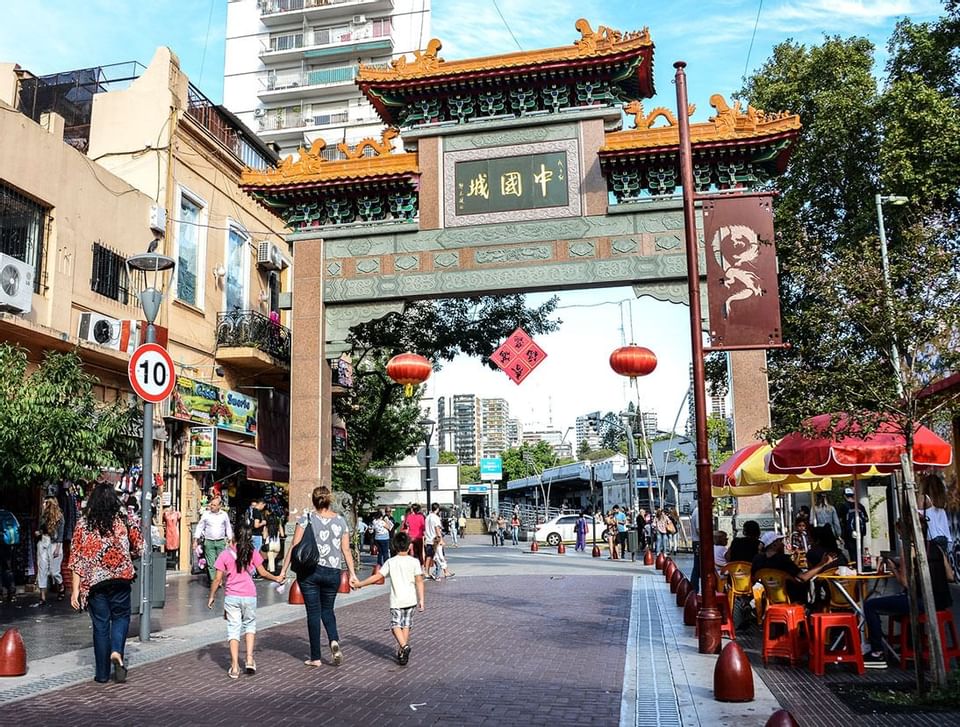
xmin=1 ymin=573 xmax=632 ymax=726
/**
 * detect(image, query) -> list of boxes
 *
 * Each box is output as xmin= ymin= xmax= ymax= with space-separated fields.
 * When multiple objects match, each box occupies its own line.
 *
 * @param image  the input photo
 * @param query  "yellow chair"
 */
xmin=819 ymin=568 xmax=858 ymax=612
xmin=721 ymin=561 xmax=755 ymax=622
xmin=755 ymin=568 xmax=793 ymax=624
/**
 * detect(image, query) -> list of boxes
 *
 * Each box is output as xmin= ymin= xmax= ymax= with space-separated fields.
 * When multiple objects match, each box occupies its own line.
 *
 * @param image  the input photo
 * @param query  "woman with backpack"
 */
xmin=280 ymin=485 xmax=358 ymax=667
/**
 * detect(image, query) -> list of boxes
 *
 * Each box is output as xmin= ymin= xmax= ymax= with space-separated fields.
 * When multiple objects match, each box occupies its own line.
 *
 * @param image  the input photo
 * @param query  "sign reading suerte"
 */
xmin=479 ymin=457 xmax=502 ymax=481
xmin=455 ymin=151 xmax=568 ymax=215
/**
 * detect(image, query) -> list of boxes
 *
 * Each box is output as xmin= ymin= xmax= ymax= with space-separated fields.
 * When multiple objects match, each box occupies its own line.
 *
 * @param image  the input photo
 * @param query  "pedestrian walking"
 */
xmin=68 ymin=481 xmax=142 ymax=684
xmin=654 ymin=509 xmax=670 ymax=555
xmin=510 ymin=513 xmax=520 ymax=546
xmin=34 ymin=494 xmax=65 ymax=606
xmin=207 ymin=523 xmax=284 ymax=678
xmin=457 ymin=512 xmax=466 ymax=541
xmin=404 ymin=503 xmax=426 ymax=564
xmin=0 ymin=507 xmax=20 ymax=604
xmin=446 ymin=509 xmax=460 ymax=547
xmin=496 ymin=514 xmax=506 ymax=546
xmin=193 ymin=496 xmax=233 ymax=583
xmin=280 ymin=485 xmax=358 ymax=667
xmin=372 ymin=509 xmax=393 ymax=568
xmin=424 ymin=503 xmax=442 ymax=574
xmin=574 ymin=511 xmax=587 ymax=552
xmin=264 ymin=512 xmax=283 ymax=575
xmin=247 ymin=496 xmax=267 ymax=554
xmin=813 ymin=493 xmax=841 ymax=539
xmin=354 ymin=531 xmax=425 ymax=665
xmin=430 ymin=535 xmax=454 ymax=580
xmin=614 ymin=505 xmax=628 ymax=558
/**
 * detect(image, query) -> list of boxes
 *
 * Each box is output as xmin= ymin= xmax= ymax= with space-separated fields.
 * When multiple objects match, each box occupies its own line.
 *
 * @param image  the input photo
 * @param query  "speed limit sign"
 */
xmin=128 ymin=343 xmax=176 ymax=403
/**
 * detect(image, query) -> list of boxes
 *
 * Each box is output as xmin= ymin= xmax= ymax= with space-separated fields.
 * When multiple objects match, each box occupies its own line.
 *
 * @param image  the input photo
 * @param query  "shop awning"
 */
xmin=217 ymin=441 xmax=289 ymax=483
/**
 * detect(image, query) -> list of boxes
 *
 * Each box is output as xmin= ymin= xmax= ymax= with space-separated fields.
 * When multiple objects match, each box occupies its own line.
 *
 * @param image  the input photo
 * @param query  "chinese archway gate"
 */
xmin=239 ymin=19 xmax=801 ymax=513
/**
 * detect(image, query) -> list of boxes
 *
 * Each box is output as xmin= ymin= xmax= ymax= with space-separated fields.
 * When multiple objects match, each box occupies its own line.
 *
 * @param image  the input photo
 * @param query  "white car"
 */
xmin=535 ymin=514 xmax=606 ymax=546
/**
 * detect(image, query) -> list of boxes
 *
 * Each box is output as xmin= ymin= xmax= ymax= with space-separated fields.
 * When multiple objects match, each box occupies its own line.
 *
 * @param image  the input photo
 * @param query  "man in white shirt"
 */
xmin=423 ymin=503 xmax=443 ymax=579
xmin=192 ymin=497 xmax=233 ymax=582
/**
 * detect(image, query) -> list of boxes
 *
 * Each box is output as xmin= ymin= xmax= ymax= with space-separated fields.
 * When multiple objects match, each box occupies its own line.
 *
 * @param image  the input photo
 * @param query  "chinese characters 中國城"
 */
xmin=455 ymin=151 xmax=567 ymax=215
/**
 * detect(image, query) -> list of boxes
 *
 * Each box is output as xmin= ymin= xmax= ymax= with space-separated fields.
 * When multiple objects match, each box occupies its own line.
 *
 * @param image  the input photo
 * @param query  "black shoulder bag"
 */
xmin=290 ymin=515 xmax=320 ymax=578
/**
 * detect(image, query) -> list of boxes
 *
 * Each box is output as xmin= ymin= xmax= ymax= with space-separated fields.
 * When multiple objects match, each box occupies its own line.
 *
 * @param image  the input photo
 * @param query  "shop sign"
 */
xmin=188 ymin=426 xmax=217 ymax=471
xmin=168 ymin=376 xmax=258 ymax=435
xmin=455 ymin=151 xmax=568 ymax=215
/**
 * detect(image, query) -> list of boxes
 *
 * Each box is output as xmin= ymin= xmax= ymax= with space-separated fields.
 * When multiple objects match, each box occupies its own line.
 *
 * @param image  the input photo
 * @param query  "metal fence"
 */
xmin=215 ymin=309 xmax=291 ymax=364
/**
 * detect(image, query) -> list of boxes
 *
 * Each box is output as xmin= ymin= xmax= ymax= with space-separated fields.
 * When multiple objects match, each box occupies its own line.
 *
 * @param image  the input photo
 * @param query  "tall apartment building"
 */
xmin=223 ymin=0 xmax=430 ymax=156
xmin=686 ymin=363 xmax=728 ymax=436
xmin=575 ymin=411 xmax=603 ymax=451
xmin=448 ymin=394 xmax=480 ymax=466
xmin=479 ymin=398 xmax=509 ymax=459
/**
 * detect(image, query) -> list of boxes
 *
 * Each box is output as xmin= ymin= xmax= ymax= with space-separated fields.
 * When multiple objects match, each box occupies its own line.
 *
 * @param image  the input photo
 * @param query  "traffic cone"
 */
xmin=714 ymin=641 xmax=754 ymax=702
xmin=557 ymin=541 xmax=566 ymax=554
xmin=643 ymin=549 xmax=654 ymax=565
xmin=683 ymin=591 xmax=701 ymax=626
xmin=764 ymin=710 xmax=800 ymax=727
xmin=338 ymin=569 xmax=351 ymax=593
xmin=288 ymin=579 xmax=304 ymax=605
xmin=0 ymin=629 xmax=26 ymax=676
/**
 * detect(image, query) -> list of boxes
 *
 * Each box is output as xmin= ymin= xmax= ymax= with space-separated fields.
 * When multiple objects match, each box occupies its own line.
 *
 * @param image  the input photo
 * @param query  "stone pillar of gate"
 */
xmin=288 ymin=236 xmax=330 ymax=515
xmin=729 ymin=349 xmax=773 ymax=521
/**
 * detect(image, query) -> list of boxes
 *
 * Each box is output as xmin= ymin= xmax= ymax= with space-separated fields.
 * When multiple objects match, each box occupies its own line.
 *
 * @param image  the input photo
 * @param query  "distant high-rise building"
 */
xmin=506 ymin=417 xmax=522 ymax=449
xmin=439 ymin=394 xmax=479 ymax=466
xmin=686 ymin=363 xmax=728 ymax=436
xmin=575 ymin=411 xmax=603 ymax=451
xmin=480 ymin=398 xmax=510 ymax=459
xmin=223 ymin=0 xmax=430 ymax=157
xmin=522 ymin=428 xmax=573 ymax=461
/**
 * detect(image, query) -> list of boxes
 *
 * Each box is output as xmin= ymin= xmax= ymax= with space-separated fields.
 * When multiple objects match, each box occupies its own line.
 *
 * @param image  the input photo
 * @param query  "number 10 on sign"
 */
xmin=128 ymin=343 xmax=176 ymax=403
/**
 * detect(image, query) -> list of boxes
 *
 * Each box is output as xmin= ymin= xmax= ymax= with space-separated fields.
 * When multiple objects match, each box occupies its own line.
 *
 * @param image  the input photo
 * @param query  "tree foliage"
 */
xmin=0 ymin=345 xmax=137 ymax=487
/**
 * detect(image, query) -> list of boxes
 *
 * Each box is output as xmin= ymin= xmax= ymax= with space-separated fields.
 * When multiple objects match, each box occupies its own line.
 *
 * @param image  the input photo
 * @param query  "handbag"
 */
xmin=290 ymin=516 xmax=320 ymax=578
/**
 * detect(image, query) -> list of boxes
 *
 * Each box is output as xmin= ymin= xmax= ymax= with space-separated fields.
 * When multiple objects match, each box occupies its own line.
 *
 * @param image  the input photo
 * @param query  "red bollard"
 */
xmin=714 ymin=641 xmax=754 ymax=702
xmin=669 ymin=568 xmax=684 ymax=593
xmin=530 ymin=539 xmax=539 ymax=552
xmin=676 ymin=578 xmax=691 ymax=607
xmin=339 ymin=569 xmax=351 ymax=593
xmin=557 ymin=541 xmax=566 ymax=555
xmin=764 ymin=710 xmax=800 ymax=727
xmin=655 ymin=552 xmax=666 ymax=570
xmin=0 ymin=629 xmax=26 ymax=677
xmin=683 ymin=591 xmax=701 ymax=626
xmin=643 ymin=549 xmax=654 ymax=566
xmin=664 ymin=559 xmax=676 ymax=582
xmin=591 ymin=545 xmax=601 ymax=558
xmin=288 ymin=579 xmax=305 ymax=605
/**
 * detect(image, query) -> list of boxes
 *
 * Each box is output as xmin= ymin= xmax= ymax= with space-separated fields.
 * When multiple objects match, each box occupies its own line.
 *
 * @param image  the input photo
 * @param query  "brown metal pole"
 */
xmin=674 ymin=61 xmax=722 ymax=653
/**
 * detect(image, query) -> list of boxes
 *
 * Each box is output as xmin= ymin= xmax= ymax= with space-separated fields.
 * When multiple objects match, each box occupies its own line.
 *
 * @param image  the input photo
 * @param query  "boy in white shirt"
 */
xmin=355 ymin=532 xmax=425 ymax=665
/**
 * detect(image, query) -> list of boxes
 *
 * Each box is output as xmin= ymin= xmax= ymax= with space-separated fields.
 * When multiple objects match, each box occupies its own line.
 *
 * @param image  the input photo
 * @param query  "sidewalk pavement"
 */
xmin=0 ymin=541 xmax=937 ymax=725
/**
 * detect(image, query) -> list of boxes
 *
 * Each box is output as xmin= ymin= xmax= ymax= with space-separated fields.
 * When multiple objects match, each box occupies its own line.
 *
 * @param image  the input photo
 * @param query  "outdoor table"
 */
xmin=815 ymin=571 xmax=896 ymax=658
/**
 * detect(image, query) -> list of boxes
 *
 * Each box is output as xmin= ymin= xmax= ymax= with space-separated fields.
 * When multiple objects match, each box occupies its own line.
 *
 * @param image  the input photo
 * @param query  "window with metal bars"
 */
xmin=91 ymin=241 xmax=134 ymax=304
xmin=0 ymin=181 xmax=47 ymax=293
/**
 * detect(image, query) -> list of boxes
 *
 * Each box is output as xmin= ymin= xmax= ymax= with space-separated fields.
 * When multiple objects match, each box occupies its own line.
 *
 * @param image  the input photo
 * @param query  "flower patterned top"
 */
xmin=68 ymin=515 xmax=143 ymax=607
xmin=296 ymin=511 xmax=349 ymax=570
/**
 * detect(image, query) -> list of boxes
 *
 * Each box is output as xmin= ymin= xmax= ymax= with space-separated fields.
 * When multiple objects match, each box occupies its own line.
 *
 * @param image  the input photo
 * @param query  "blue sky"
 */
xmin=1 ymin=1 xmax=946 ymax=436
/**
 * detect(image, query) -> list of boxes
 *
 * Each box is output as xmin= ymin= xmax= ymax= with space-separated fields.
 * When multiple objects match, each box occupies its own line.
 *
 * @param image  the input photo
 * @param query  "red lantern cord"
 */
xmin=386 ymin=352 xmax=432 ymax=397
xmin=609 ymin=344 xmax=657 ymax=384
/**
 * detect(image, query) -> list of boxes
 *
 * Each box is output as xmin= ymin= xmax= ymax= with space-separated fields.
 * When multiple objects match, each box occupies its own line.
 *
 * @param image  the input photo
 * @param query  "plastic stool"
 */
xmin=892 ymin=610 xmax=960 ymax=671
xmin=695 ymin=593 xmax=736 ymax=640
xmin=762 ymin=604 xmax=808 ymax=665
xmin=809 ymin=612 xmax=864 ymax=675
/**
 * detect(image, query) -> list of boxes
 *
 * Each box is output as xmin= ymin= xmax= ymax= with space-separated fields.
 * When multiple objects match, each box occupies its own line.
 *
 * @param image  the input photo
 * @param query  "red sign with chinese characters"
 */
xmin=490 ymin=328 xmax=548 ymax=385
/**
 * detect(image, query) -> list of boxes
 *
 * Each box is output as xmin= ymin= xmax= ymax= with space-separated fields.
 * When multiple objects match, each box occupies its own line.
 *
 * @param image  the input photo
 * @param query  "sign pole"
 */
xmin=139 ymin=322 xmax=156 ymax=643
xmin=674 ymin=61 xmax=721 ymax=653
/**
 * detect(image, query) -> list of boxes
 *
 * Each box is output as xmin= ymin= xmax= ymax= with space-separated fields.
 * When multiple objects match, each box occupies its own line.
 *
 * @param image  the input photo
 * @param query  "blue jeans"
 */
xmin=375 ymin=538 xmax=390 ymax=567
xmin=87 ymin=581 xmax=132 ymax=682
xmin=298 ymin=565 xmax=341 ymax=661
xmin=252 ymin=535 xmax=263 ymax=553
xmin=864 ymin=592 xmax=915 ymax=653
xmin=656 ymin=532 xmax=668 ymax=554
xmin=511 ymin=526 xmax=519 ymax=545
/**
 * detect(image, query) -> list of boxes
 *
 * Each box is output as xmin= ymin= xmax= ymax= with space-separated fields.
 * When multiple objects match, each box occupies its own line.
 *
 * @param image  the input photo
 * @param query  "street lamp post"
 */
xmin=874 ymin=194 xmax=908 ymax=396
xmin=590 ymin=463 xmax=600 ymax=557
xmin=126 ymin=250 xmax=175 ymax=643
xmin=420 ymin=417 xmax=436 ymax=512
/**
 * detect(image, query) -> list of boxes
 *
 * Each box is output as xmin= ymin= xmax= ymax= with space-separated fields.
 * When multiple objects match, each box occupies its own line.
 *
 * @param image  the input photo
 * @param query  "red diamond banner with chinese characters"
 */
xmin=490 ymin=328 xmax=547 ymax=385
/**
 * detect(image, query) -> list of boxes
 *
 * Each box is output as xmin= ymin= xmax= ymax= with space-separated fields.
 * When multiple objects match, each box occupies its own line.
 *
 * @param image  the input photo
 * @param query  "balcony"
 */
xmin=260 ymin=0 xmax=395 ymax=27
xmin=215 ymin=310 xmax=291 ymax=375
xmin=260 ymin=23 xmax=393 ymax=64
xmin=258 ymin=64 xmax=359 ymax=102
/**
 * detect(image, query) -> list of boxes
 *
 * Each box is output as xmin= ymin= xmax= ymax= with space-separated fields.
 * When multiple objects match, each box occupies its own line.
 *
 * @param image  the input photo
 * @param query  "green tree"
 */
xmin=438 ymin=450 xmax=458 ymax=464
xmin=459 ymin=464 xmax=480 ymax=485
xmin=576 ymin=438 xmax=591 ymax=458
xmin=0 ymin=345 xmax=136 ymax=487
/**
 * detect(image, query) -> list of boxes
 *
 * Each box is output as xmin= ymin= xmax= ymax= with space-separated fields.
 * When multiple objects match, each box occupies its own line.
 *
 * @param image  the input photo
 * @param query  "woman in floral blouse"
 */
xmin=69 ymin=481 xmax=143 ymax=684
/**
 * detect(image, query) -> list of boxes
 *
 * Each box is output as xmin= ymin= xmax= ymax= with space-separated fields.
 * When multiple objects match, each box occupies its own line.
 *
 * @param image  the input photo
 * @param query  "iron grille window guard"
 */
xmin=0 ymin=181 xmax=47 ymax=293
xmin=215 ymin=309 xmax=291 ymax=364
xmin=91 ymin=241 xmax=141 ymax=305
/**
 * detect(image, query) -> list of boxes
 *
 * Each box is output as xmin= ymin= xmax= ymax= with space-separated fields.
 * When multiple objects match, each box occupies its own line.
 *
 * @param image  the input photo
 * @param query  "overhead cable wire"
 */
xmin=492 ymin=0 xmax=523 ymax=51
xmin=743 ymin=0 xmax=764 ymax=80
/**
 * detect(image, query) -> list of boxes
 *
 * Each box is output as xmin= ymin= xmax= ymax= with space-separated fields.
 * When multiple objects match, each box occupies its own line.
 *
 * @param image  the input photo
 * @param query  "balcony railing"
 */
xmin=216 ymin=310 xmax=291 ymax=364
xmin=261 ymin=0 xmax=392 ymax=17
xmin=263 ymin=65 xmax=359 ymax=93
xmin=263 ymin=22 xmax=390 ymax=56
xmin=258 ymin=109 xmax=349 ymax=132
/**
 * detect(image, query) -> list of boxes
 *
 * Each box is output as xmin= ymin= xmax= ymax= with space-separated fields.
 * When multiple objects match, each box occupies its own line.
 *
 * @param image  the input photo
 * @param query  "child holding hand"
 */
xmin=207 ymin=523 xmax=284 ymax=678
xmin=354 ymin=531 xmax=424 ymax=665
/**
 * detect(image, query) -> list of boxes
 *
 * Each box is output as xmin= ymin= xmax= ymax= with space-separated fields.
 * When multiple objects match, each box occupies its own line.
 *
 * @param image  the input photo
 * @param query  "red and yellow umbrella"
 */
xmin=712 ymin=441 xmax=832 ymax=498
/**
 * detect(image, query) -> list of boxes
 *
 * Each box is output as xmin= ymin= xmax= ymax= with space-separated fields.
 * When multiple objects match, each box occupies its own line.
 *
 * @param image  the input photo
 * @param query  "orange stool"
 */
xmin=762 ymin=604 xmax=808 ymax=665
xmin=809 ymin=612 xmax=864 ymax=675
xmin=891 ymin=610 xmax=960 ymax=671
xmin=695 ymin=593 xmax=736 ymax=640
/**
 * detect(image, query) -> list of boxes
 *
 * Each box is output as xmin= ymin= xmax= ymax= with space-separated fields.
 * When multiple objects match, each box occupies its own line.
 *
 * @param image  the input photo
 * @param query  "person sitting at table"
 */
xmin=726 ymin=520 xmax=762 ymax=563
xmin=805 ymin=525 xmax=847 ymax=570
xmin=752 ymin=532 xmax=838 ymax=604
xmin=713 ymin=531 xmax=729 ymax=575
xmin=863 ymin=518 xmax=954 ymax=668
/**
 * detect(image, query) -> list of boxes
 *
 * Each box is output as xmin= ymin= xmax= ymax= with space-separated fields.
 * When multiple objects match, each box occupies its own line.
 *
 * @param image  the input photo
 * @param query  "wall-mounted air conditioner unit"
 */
xmin=352 ymin=14 xmax=366 ymax=25
xmin=78 ymin=314 xmax=140 ymax=352
xmin=257 ymin=241 xmax=285 ymax=270
xmin=254 ymin=108 xmax=266 ymax=118
xmin=0 ymin=254 xmax=34 ymax=314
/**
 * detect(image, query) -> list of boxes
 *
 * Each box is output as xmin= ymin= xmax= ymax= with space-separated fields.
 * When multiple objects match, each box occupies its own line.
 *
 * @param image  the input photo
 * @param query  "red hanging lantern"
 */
xmin=609 ymin=344 xmax=657 ymax=382
xmin=386 ymin=352 xmax=432 ymax=397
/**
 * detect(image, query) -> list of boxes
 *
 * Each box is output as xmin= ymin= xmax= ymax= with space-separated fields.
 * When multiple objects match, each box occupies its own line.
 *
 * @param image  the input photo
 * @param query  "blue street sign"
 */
xmin=467 ymin=484 xmax=490 ymax=493
xmin=479 ymin=457 xmax=502 ymax=481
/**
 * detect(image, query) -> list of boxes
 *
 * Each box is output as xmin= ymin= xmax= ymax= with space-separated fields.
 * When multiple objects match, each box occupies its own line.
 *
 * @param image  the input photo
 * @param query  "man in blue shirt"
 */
xmin=613 ymin=505 xmax=628 ymax=560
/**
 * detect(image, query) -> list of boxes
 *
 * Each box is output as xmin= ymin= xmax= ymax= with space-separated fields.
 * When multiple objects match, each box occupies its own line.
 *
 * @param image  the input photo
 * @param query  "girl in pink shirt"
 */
xmin=208 ymin=524 xmax=283 ymax=678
